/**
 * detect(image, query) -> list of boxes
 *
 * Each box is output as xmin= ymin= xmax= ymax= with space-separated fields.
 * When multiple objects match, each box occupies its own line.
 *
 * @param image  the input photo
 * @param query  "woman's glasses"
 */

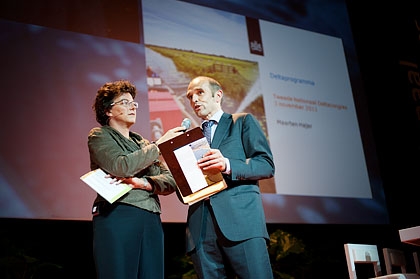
xmin=110 ymin=99 xmax=139 ymax=108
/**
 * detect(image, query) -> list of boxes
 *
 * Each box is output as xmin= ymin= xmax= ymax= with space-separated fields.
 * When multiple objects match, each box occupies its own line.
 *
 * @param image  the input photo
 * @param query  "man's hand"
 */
xmin=197 ymin=148 xmax=226 ymax=173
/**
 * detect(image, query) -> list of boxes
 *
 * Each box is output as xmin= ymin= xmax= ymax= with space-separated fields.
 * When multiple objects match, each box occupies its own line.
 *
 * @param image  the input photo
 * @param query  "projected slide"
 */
xmin=142 ymin=0 xmax=371 ymax=199
xmin=0 ymin=0 xmax=388 ymax=224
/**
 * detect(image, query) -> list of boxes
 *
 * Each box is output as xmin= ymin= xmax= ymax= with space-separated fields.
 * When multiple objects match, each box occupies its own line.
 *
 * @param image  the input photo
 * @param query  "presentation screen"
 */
xmin=0 ymin=0 xmax=388 ymax=224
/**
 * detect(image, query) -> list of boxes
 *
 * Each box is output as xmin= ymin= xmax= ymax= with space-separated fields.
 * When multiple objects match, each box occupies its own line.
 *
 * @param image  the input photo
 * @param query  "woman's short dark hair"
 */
xmin=92 ymin=80 xmax=137 ymax=126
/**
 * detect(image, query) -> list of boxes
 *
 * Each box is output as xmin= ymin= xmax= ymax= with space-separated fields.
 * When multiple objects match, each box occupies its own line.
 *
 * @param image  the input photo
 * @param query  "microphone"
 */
xmin=181 ymin=118 xmax=191 ymax=131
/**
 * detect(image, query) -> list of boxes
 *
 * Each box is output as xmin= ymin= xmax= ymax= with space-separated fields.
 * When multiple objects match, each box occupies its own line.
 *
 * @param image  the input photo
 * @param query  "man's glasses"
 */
xmin=110 ymin=99 xmax=139 ymax=108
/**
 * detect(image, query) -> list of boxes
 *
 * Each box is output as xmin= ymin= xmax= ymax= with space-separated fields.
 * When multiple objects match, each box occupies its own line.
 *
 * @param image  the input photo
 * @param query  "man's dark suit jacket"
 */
xmin=186 ymin=112 xmax=275 ymax=253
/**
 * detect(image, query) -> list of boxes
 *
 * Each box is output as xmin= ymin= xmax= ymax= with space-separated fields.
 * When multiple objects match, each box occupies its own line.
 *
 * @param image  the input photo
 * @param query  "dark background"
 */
xmin=1 ymin=0 xmax=420 ymax=278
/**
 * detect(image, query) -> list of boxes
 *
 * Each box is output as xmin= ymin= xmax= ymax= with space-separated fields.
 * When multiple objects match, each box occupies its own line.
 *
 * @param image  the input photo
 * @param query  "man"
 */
xmin=185 ymin=76 xmax=275 ymax=278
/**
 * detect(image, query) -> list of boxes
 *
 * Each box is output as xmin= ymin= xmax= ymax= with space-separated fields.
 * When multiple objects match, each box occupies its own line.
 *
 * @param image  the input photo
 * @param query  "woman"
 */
xmin=88 ymin=79 xmax=183 ymax=279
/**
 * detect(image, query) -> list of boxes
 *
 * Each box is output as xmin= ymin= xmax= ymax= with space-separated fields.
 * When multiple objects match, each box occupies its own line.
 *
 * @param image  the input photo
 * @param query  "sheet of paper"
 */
xmin=174 ymin=144 xmax=209 ymax=193
xmin=80 ymin=168 xmax=131 ymax=203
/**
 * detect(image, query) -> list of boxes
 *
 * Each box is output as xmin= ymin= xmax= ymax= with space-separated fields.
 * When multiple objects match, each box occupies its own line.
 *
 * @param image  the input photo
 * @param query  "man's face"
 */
xmin=186 ymin=78 xmax=221 ymax=120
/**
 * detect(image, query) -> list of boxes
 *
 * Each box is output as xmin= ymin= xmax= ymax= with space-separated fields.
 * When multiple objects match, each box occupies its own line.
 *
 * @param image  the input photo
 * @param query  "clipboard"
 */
xmin=158 ymin=127 xmax=227 ymax=205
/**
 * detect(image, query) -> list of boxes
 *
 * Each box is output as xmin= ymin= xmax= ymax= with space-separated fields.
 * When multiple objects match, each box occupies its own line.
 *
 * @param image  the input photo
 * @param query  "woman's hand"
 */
xmin=106 ymin=174 xmax=152 ymax=191
xmin=155 ymin=126 xmax=186 ymax=145
xmin=123 ymin=177 xmax=153 ymax=191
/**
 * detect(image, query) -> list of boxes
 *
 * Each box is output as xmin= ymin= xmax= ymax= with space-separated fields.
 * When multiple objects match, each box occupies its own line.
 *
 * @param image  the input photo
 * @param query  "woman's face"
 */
xmin=106 ymin=93 xmax=138 ymax=127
